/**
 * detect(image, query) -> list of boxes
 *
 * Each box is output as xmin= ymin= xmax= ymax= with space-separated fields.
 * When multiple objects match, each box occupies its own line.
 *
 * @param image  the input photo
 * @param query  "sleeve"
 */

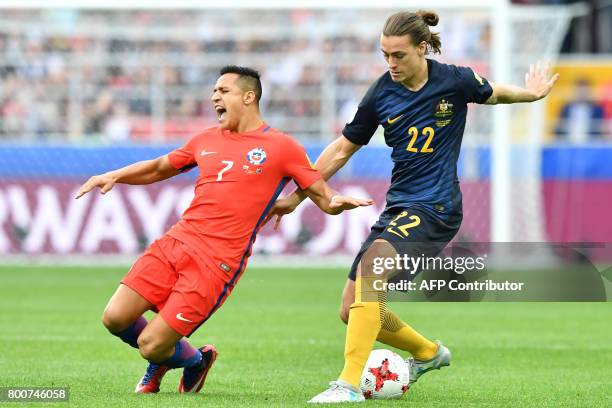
xmin=281 ymin=137 xmax=322 ymax=190
xmin=167 ymin=136 xmax=198 ymax=173
xmin=454 ymin=66 xmax=493 ymax=104
xmin=341 ymin=80 xmax=380 ymax=145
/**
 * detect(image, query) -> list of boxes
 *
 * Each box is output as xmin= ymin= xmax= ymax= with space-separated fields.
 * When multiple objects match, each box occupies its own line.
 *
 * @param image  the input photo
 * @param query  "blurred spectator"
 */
xmin=104 ymin=102 xmax=131 ymax=142
xmin=0 ymin=7 xmax=599 ymax=142
xmin=85 ymin=90 xmax=114 ymax=135
xmin=556 ymin=79 xmax=605 ymax=142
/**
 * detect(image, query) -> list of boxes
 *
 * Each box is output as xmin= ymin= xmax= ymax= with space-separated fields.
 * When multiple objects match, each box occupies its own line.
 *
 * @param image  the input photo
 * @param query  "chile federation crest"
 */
xmin=246 ymin=148 xmax=267 ymax=166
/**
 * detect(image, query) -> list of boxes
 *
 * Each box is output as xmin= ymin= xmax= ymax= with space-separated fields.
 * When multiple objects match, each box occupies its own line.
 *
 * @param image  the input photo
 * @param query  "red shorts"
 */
xmin=121 ymin=235 xmax=231 ymax=336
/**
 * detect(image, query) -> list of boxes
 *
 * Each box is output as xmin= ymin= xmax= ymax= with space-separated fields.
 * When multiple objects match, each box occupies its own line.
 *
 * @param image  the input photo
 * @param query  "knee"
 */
xmin=137 ymin=334 xmax=160 ymax=361
xmin=137 ymin=333 xmax=171 ymax=362
xmin=340 ymin=278 xmax=356 ymax=325
xmin=102 ymin=307 xmax=129 ymax=333
xmin=339 ymin=303 xmax=350 ymax=325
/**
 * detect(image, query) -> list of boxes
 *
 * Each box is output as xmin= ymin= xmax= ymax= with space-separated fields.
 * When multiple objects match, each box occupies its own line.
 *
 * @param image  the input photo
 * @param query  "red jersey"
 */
xmin=166 ymin=123 xmax=320 ymax=285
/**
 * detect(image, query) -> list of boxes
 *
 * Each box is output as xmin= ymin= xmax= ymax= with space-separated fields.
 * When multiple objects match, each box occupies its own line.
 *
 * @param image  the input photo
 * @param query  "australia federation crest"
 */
xmin=246 ymin=148 xmax=267 ymax=165
xmin=434 ymin=99 xmax=454 ymax=118
xmin=434 ymin=98 xmax=454 ymax=127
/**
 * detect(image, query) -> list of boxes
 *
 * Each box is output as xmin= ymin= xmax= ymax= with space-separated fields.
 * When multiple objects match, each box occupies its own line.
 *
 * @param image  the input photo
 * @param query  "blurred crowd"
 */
xmin=0 ymin=6 xmax=609 ymax=143
xmin=0 ymin=9 xmax=491 ymax=142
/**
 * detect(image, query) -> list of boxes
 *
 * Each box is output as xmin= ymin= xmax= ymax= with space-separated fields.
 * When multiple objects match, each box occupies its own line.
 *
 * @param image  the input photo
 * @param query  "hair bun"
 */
xmin=418 ymin=10 xmax=439 ymax=27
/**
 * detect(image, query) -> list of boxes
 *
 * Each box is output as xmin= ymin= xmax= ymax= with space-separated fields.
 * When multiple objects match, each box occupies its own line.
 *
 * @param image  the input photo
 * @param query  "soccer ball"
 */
xmin=359 ymin=349 xmax=410 ymax=399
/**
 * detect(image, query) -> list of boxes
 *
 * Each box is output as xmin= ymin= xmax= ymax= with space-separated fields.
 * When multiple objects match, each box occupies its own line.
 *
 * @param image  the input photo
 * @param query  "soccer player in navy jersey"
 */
xmin=266 ymin=10 xmax=559 ymax=403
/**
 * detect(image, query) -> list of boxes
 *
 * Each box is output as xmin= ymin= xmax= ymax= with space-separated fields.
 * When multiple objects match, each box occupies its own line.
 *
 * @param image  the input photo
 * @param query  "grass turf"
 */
xmin=0 ymin=265 xmax=611 ymax=407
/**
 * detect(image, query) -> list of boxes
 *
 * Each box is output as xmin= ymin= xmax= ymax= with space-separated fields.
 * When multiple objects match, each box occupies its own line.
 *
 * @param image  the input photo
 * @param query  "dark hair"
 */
xmin=382 ymin=11 xmax=442 ymax=54
xmin=219 ymin=65 xmax=262 ymax=103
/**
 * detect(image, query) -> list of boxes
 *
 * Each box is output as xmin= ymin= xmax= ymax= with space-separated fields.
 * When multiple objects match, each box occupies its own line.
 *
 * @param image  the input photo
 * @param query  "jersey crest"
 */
xmin=246 ymin=148 xmax=267 ymax=165
xmin=434 ymin=98 xmax=454 ymax=127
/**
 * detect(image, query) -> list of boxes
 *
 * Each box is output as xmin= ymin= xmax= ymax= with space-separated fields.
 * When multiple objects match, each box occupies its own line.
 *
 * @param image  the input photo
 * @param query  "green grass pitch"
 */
xmin=1 ymin=265 xmax=611 ymax=407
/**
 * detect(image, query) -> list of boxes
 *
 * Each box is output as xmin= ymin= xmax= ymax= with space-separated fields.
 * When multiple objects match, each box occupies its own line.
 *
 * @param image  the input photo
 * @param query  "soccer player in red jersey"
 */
xmin=76 ymin=66 xmax=373 ymax=394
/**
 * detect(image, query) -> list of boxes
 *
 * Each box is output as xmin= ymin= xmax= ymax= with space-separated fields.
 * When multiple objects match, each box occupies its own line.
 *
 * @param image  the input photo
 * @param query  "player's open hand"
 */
xmin=75 ymin=173 xmax=116 ymax=199
xmin=525 ymin=61 xmax=559 ymax=101
xmin=328 ymin=195 xmax=374 ymax=211
xmin=262 ymin=194 xmax=302 ymax=230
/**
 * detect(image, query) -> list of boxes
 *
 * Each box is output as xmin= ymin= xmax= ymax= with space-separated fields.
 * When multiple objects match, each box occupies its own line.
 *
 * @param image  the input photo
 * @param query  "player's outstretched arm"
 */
xmin=265 ymin=136 xmax=361 ymax=221
xmin=291 ymin=136 xmax=362 ymax=204
xmin=262 ymin=137 xmax=363 ymax=229
xmin=75 ymin=155 xmax=180 ymax=198
xmin=262 ymin=179 xmax=372 ymax=229
xmin=301 ymin=179 xmax=373 ymax=215
xmin=485 ymin=61 xmax=559 ymax=105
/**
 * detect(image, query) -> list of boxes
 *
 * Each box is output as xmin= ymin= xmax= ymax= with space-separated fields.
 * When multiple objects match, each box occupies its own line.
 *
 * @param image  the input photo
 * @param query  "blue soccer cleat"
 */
xmin=135 ymin=363 xmax=170 ymax=393
xmin=178 ymin=344 xmax=218 ymax=393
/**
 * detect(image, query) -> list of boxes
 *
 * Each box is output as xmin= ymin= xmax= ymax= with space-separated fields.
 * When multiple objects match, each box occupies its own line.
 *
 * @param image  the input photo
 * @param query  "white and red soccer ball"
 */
xmin=359 ymin=349 xmax=410 ymax=399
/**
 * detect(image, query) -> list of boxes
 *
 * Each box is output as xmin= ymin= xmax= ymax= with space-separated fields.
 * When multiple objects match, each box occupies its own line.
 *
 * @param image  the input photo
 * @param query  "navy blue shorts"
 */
xmin=348 ymin=206 xmax=461 ymax=281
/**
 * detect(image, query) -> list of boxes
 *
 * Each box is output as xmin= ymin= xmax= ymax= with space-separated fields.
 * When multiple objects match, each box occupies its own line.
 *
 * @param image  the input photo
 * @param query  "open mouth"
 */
xmin=215 ymin=105 xmax=227 ymax=121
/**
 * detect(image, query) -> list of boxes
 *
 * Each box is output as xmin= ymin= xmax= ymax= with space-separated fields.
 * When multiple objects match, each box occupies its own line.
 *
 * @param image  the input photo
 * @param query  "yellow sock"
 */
xmin=376 ymin=310 xmax=438 ymax=361
xmin=338 ymin=301 xmax=382 ymax=387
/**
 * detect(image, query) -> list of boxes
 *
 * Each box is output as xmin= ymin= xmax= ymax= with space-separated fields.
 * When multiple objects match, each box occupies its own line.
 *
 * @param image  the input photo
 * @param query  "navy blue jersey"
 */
xmin=343 ymin=58 xmax=493 ymax=221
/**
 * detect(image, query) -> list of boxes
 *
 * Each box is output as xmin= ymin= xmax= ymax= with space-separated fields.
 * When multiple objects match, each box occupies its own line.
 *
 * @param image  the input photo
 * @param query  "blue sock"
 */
xmin=112 ymin=316 xmax=147 ymax=349
xmin=161 ymin=339 xmax=202 ymax=369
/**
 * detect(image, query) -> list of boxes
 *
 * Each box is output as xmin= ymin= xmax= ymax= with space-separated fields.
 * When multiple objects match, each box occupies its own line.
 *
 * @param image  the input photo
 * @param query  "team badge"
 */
xmin=246 ymin=148 xmax=267 ymax=165
xmin=434 ymin=98 xmax=454 ymax=127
